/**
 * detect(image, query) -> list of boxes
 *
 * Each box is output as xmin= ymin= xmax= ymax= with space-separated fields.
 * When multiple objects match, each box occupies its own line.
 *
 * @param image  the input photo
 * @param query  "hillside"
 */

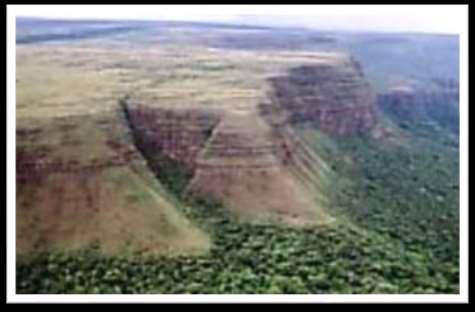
xmin=15 ymin=18 xmax=459 ymax=294
xmin=16 ymin=45 xmax=211 ymax=256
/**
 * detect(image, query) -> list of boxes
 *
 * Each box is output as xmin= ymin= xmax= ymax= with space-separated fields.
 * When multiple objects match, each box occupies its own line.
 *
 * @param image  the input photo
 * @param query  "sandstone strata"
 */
xmin=262 ymin=61 xmax=378 ymax=136
xmin=123 ymin=56 xmax=377 ymax=225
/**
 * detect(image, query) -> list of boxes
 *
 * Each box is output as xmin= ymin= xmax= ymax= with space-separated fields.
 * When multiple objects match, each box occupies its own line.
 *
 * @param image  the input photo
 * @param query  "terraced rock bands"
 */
xmin=123 ymin=58 xmax=377 ymax=225
xmin=262 ymin=61 xmax=377 ymax=136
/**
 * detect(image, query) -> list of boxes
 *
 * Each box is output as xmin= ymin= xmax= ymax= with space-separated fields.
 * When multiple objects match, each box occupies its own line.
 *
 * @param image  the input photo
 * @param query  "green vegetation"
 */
xmin=328 ymin=137 xmax=458 ymax=259
xmin=16 ymin=20 xmax=459 ymax=294
xmin=17 ymin=92 xmax=459 ymax=294
xmin=17 ymin=114 xmax=459 ymax=293
xmin=16 ymin=200 xmax=457 ymax=294
xmin=146 ymin=153 xmax=192 ymax=198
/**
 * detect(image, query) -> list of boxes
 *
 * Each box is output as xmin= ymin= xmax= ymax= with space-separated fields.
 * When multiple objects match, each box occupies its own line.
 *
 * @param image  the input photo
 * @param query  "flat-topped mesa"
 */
xmin=120 ymin=55 xmax=370 ymax=225
xmin=262 ymin=59 xmax=378 ymax=136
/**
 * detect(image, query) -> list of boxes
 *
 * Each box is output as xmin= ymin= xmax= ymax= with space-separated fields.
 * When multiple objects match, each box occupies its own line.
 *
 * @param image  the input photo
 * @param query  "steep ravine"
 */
xmin=120 ymin=97 xmax=221 ymax=196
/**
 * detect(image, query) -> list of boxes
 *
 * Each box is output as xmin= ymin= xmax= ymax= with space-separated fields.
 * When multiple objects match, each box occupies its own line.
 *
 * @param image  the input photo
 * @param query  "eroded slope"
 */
xmin=16 ymin=47 xmax=211 ymax=256
xmin=123 ymin=54 xmax=377 ymax=226
xmin=17 ymin=41 xmax=378 ymax=253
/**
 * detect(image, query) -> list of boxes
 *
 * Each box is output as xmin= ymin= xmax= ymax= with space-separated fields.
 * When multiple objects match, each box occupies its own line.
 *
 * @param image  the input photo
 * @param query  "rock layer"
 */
xmin=378 ymin=88 xmax=459 ymax=133
xmin=262 ymin=61 xmax=377 ymax=136
xmin=186 ymin=110 xmax=330 ymax=225
xmin=123 ymin=57 xmax=378 ymax=225
xmin=123 ymin=103 xmax=221 ymax=174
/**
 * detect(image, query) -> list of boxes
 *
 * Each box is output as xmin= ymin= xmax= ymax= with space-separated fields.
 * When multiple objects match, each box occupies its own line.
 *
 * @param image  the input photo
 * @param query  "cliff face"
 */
xmin=123 ymin=103 xmax=221 ymax=174
xmin=378 ymin=88 xmax=459 ymax=134
xmin=122 ymin=57 xmax=378 ymax=225
xmin=186 ymin=110 xmax=332 ymax=226
xmin=261 ymin=61 xmax=378 ymax=136
xmin=16 ymin=113 xmax=211 ymax=256
xmin=16 ymin=119 xmax=139 ymax=189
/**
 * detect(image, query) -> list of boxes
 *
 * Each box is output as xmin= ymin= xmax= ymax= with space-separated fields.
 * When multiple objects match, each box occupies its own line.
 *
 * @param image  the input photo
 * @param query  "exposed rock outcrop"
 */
xmin=122 ymin=103 xmax=221 ymax=174
xmin=186 ymin=110 xmax=331 ymax=225
xmin=261 ymin=61 xmax=378 ymax=136
xmin=378 ymin=87 xmax=459 ymax=133
xmin=122 ymin=57 xmax=378 ymax=225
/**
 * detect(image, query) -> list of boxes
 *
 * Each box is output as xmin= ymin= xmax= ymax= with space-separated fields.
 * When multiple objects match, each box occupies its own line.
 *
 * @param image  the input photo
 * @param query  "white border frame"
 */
xmin=6 ymin=4 xmax=469 ymax=303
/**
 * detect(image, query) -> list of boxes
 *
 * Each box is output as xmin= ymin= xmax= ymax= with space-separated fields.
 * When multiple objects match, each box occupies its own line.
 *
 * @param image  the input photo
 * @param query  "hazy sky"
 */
xmin=11 ymin=5 xmax=467 ymax=34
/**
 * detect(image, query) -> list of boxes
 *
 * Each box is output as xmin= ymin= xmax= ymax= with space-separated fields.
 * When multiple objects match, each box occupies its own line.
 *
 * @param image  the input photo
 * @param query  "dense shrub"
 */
xmin=17 ymin=105 xmax=459 ymax=294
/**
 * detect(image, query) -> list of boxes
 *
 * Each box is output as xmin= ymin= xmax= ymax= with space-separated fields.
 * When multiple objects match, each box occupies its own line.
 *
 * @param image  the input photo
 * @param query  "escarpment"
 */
xmin=261 ymin=61 xmax=378 ymax=136
xmin=16 ymin=113 xmax=211 ymax=255
xmin=122 ymin=56 xmax=378 ymax=225
xmin=186 ymin=110 xmax=332 ymax=225
xmin=377 ymin=87 xmax=459 ymax=134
